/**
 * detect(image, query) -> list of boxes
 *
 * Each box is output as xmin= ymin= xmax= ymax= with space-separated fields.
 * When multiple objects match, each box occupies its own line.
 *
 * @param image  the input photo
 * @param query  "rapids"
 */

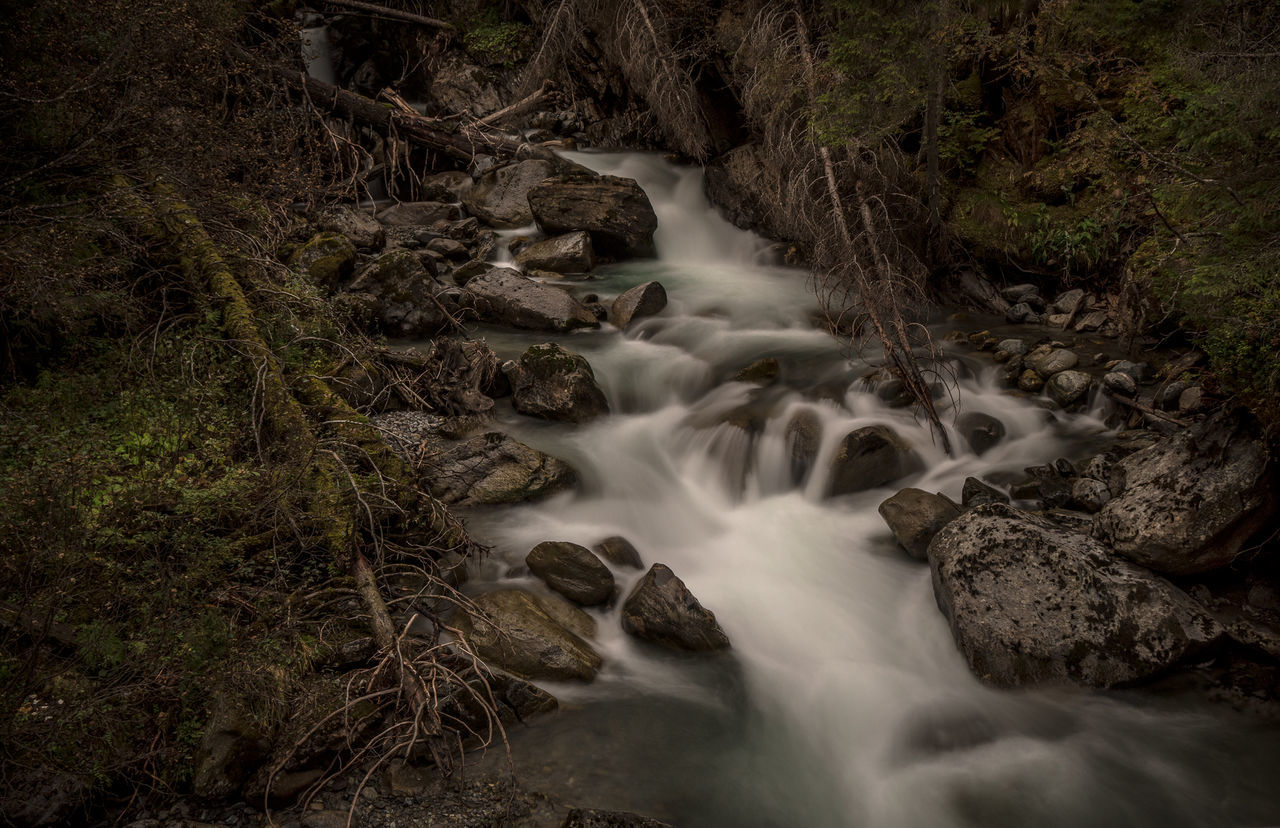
xmin=451 ymin=152 xmax=1280 ymax=827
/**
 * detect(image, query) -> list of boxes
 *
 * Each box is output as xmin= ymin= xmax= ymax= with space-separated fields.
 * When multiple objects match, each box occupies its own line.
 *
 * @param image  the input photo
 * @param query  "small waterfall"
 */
xmin=460 ymin=151 xmax=1280 ymax=827
xmin=299 ymin=15 xmax=335 ymax=85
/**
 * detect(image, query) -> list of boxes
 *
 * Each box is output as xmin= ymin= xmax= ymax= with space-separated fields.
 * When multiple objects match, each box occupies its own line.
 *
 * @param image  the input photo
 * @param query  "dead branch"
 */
xmin=476 ymin=79 xmax=557 ymax=127
xmin=317 ymin=0 xmax=455 ymax=31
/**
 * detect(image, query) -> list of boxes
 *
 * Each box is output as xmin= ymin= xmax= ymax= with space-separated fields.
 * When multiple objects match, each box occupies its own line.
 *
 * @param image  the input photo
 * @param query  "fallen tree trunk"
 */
xmin=318 ymin=0 xmax=454 ymax=31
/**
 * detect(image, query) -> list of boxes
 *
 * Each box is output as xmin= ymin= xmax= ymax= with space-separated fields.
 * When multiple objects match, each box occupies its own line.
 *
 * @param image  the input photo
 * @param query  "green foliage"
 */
xmin=462 ymin=10 xmax=530 ymax=68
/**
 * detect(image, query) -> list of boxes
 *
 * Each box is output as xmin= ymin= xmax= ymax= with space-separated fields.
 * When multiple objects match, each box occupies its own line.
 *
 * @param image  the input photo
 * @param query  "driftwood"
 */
xmin=476 ymin=79 xmax=557 ymax=127
xmin=318 ymin=0 xmax=454 ymax=31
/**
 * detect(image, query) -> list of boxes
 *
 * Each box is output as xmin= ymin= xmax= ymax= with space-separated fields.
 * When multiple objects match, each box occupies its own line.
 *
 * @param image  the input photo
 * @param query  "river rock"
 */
xmin=786 ymin=408 xmax=823 ymax=486
xmin=1030 ymin=348 xmax=1079 ymax=378
xmin=1017 ymin=369 xmax=1045 ymax=392
xmin=611 ymin=281 xmax=668 ymax=328
xmin=594 ymin=535 xmax=644 ymax=569
xmin=621 ymin=564 xmax=730 ymax=651
xmin=423 ymin=432 xmax=576 ymax=506
xmin=1047 ymin=370 xmax=1093 ymax=407
xmin=962 ymin=476 xmax=1009 ymax=508
xmin=956 ymin=411 xmax=1005 ymax=456
xmin=1092 ymin=410 xmax=1274 ymax=575
xmin=528 ymin=170 xmax=658 ymax=257
xmin=466 ymin=266 xmax=598 ymax=332
xmin=345 ymin=249 xmax=447 ymax=337
xmin=1155 ymin=381 xmax=1189 ymax=411
xmin=735 ymin=357 xmax=780 ymax=385
xmin=316 ymin=205 xmax=384 ymax=250
xmin=1070 ymin=478 xmax=1111 ymax=513
xmin=514 ymin=230 xmax=595 ymax=273
xmin=462 ymin=159 xmax=555 ymax=228
xmin=454 ymin=589 xmax=602 ymax=682
xmin=377 ymin=201 xmax=462 ymax=227
xmin=506 ymin=343 xmax=609 ymax=423
xmin=1053 ymin=288 xmax=1086 ymax=315
xmin=995 ymin=338 xmax=1028 ymax=357
xmin=290 ymin=232 xmax=357 ymax=290
xmin=878 ymin=488 xmax=961 ymax=559
xmin=1102 ymin=371 xmax=1137 ymax=397
xmin=526 ymin=541 xmax=615 ymax=606
xmin=1111 ymin=360 xmax=1154 ymax=383
xmin=928 ymin=503 xmax=1223 ymax=688
xmin=827 ymin=425 xmax=922 ymax=496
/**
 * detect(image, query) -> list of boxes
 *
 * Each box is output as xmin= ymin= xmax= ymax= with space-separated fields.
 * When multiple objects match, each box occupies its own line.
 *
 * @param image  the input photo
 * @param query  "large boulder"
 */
xmin=506 ymin=343 xmax=610 ymax=423
xmin=466 ymin=266 xmax=598 ymax=332
xmin=344 ymin=249 xmax=447 ymax=337
xmin=526 ymin=541 xmax=615 ymax=606
xmin=316 ymin=205 xmax=384 ymax=250
xmin=289 ymin=232 xmax=357 ymax=290
xmin=928 ymin=503 xmax=1222 ymax=688
xmin=528 ymin=170 xmax=658 ymax=258
xmin=423 ymin=432 xmax=577 ymax=506
xmin=376 ymin=201 xmax=462 ymax=227
xmin=462 ymin=159 xmax=555 ymax=228
xmin=826 ymin=425 xmax=922 ymax=497
xmin=1093 ymin=411 xmax=1275 ymax=575
xmin=878 ymin=488 xmax=961 ymax=559
xmin=621 ymin=564 xmax=730 ymax=652
xmin=514 ymin=230 xmax=595 ymax=273
xmin=611 ymin=281 xmax=668 ymax=329
xmin=454 ymin=589 xmax=602 ymax=682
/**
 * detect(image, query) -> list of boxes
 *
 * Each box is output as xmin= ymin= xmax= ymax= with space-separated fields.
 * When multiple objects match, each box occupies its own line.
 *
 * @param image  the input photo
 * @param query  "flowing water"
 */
xmin=453 ymin=152 xmax=1280 ymax=827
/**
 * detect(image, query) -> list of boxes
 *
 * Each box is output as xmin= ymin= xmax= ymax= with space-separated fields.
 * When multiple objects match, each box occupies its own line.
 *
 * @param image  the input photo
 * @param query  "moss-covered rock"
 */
xmin=288 ymin=232 xmax=357 ymax=291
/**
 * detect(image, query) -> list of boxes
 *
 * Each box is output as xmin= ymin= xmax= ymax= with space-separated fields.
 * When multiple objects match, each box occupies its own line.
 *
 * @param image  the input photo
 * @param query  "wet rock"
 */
xmin=1005 ymin=302 xmax=1038 ymax=324
xmin=1074 ymin=310 xmax=1108 ymax=332
xmin=514 ymin=230 xmax=595 ymax=273
xmin=1093 ymin=410 xmax=1274 ymax=575
xmin=734 ymin=357 xmax=780 ymax=385
xmin=1017 ymin=369 xmax=1045 ymax=393
xmin=962 ymin=477 xmax=1009 ymax=508
xmin=455 ymin=589 xmax=601 ymax=682
xmin=467 ymin=266 xmax=598 ymax=332
xmin=424 ymin=432 xmax=576 ymax=506
xmin=1111 ymin=360 xmax=1153 ymax=383
xmin=377 ymin=201 xmax=462 ymax=227
xmin=529 ymin=170 xmax=658 ymax=257
xmin=526 ymin=541 xmax=615 ymax=606
xmin=1155 ymin=381 xmax=1189 ymax=411
xmin=878 ymin=487 xmax=962 ymax=559
xmin=345 ymin=249 xmax=447 ymax=337
xmin=289 ymin=232 xmax=357 ymax=290
xmin=316 ymin=205 xmax=384 ymax=250
xmin=1070 ymin=478 xmax=1111 ymax=513
xmin=563 ymin=809 xmax=674 ymax=828
xmin=506 ymin=343 xmax=609 ymax=423
xmin=928 ymin=503 xmax=1223 ymax=688
xmin=611 ymin=281 xmax=668 ymax=328
xmin=1030 ymin=348 xmax=1079 ymax=378
xmin=1102 ymin=371 xmax=1137 ymax=397
xmin=594 ymin=536 xmax=644 ymax=569
xmin=956 ymin=411 xmax=1005 ymax=456
xmin=1052 ymin=288 xmax=1086 ymax=316
xmin=462 ymin=159 xmax=555 ymax=228
xmin=876 ymin=379 xmax=914 ymax=408
xmin=1047 ymin=370 xmax=1093 ymax=407
xmin=827 ymin=425 xmax=923 ymax=497
xmin=785 ymin=408 xmax=823 ymax=485
xmin=1045 ymin=313 xmax=1072 ymax=328
xmin=995 ymin=338 xmax=1028 ymax=356
xmin=621 ymin=564 xmax=730 ymax=651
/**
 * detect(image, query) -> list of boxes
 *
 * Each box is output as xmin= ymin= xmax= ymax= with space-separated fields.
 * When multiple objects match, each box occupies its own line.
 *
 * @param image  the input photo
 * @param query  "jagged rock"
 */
xmin=377 ymin=201 xmax=462 ymax=227
xmin=1070 ymin=478 xmax=1111 ymax=513
xmin=316 ymin=205 xmax=384 ymax=250
xmin=785 ymin=408 xmax=823 ymax=486
xmin=1093 ymin=411 xmax=1274 ymax=575
xmin=594 ymin=536 xmax=644 ymax=569
xmin=345 ymin=249 xmax=446 ymax=337
xmin=506 ymin=343 xmax=609 ymax=423
xmin=1074 ymin=310 xmax=1108 ymax=332
xmin=878 ymin=488 xmax=962 ymax=559
xmin=827 ymin=425 xmax=922 ymax=496
xmin=928 ymin=503 xmax=1223 ymax=688
xmin=529 ymin=169 xmax=658 ymax=257
xmin=956 ymin=411 xmax=1005 ymax=456
xmin=734 ymin=357 xmax=779 ymax=385
xmin=462 ymin=159 xmax=555 ymax=228
xmin=621 ymin=564 xmax=730 ymax=651
xmin=467 ymin=266 xmax=598 ymax=332
xmin=455 ymin=590 xmax=601 ymax=682
xmin=1102 ymin=371 xmax=1137 ymax=397
xmin=429 ymin=53 xmax=510 ymax=117
xmin=514 ymin=230 xmax=595 ymax=273
xmin=526 ymin=541 xmax=615 ymax=606
xmin=289 ymin=232 xmax=357 ymax=290
xmin=1047 ymin=370 xmax=1093 ymax=407
xmin=611 ymin=281 xmax=668 ymax=328
xmin=423 ymin=432 xmax=576 ymax=506
xmin=962 ymin=477 xmax=1009 ymax=508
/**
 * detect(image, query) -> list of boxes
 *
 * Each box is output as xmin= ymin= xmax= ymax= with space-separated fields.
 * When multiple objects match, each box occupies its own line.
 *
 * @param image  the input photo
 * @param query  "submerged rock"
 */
xmin=622 ymin=564 xmax=730 ymax=651
xmin=455 ymin=589 xmax=602 ymax=682
xmin=734 ymin=357 xmax=780 ymax=385
xmin=529 ymin=169 xmax=658 ymax=257
xmin=466 ymin=266 xmax=599 ymax=332
xmin=611 ymin=280 xmax=668 ymax=328
xmin=785 ymin=408 xmax=823 ymax=486
xmin=506 ymin=342 xmax=610 ymax=423
xmin=526 ymin=541 xmax=615 ymax=606
xmin=928 ymin=503 xmax=1222 ymax=688
xmin=956 ymin=411 xmax=1005 ymax=456
xmin=827 ymin=425 xmax=922 ymax=497
xmin=423 ymin=432 xmax=576 ymax=506
xmin=878 ymin=487 xmax=961 ymax=559
xmin=1093 ymin=410 xmax=1274 ymax=575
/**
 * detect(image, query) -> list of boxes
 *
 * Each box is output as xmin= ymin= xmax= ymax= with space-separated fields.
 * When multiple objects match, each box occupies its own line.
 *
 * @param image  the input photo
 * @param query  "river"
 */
xmin=450 ymin=151 xmax=1280 ymax=827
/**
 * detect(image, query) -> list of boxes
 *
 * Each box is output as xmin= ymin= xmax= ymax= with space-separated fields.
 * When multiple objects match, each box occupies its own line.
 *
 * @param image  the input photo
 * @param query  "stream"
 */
xmin=447 ymin=152 xmax=1280 ymax=827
